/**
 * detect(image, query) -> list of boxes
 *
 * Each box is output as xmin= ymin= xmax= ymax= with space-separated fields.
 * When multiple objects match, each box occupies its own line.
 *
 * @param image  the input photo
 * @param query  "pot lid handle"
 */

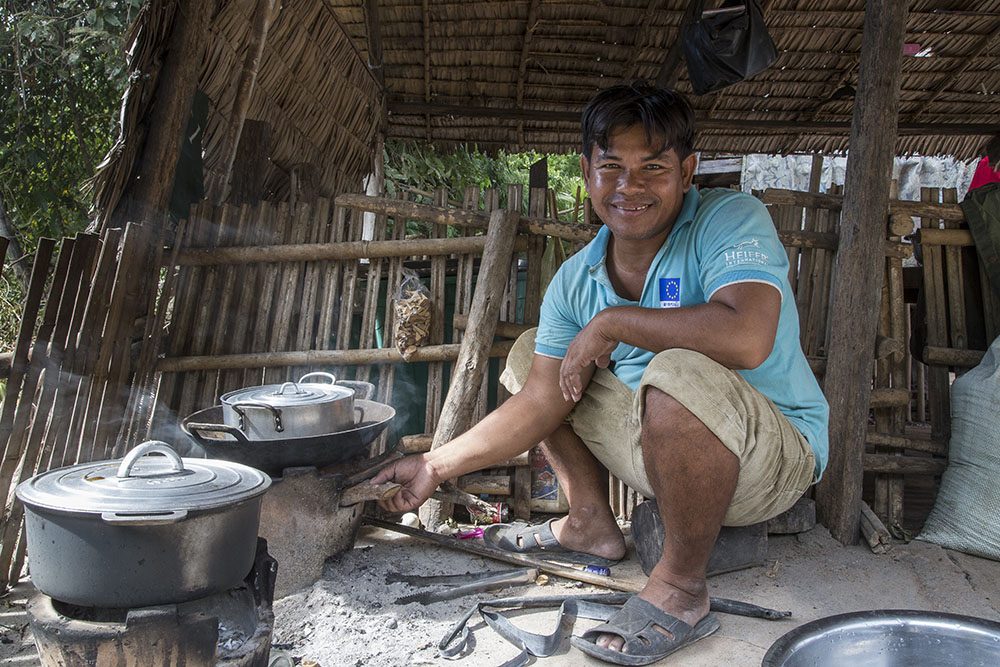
xmin=298 ymin=371 xmax=337 ymax=385
xmin=117 ymin=441 xmax=185 ymax=479
xmin=274 ymin=381 xmax=305 ymax=396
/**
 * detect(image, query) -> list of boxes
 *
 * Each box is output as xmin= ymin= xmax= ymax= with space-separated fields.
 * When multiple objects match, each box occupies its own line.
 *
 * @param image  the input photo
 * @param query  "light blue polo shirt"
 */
xmin=536 ymin=187 xmax=829 ymax=477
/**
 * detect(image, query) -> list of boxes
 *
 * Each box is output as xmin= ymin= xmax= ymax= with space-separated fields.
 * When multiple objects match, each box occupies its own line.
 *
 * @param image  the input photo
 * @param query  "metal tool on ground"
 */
xmin=366 ymin=516 xmax=793 ymax=621
xmin=390 ymin=567 xmax=539 ymax=605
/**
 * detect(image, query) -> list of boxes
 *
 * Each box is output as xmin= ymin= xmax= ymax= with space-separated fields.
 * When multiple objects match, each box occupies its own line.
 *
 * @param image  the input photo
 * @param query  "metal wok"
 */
xmin=181 ymin=399 xmax=395 ymax=476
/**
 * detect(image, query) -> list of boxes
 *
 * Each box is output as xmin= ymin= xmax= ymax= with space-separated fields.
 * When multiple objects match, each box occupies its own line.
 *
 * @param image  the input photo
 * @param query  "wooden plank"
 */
xmin=815 ymin=0 xmax=909 ymax=545
xmin=0 ymin=239 xmax=55 ymax=456
xmin=863 ymin=454 xmax=947 ymax=476
xmin=921 ymin=188 xmax=952 ymax=442
xmin=419 ymin=209 xmax=522 ymax=530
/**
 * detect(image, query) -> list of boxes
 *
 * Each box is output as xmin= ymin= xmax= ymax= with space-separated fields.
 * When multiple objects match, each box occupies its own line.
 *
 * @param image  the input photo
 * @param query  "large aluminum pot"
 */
xmin=220 ymin=372 xmax=354 ymax=440
xmin=16 ymin=441 xmax=271 ymax=608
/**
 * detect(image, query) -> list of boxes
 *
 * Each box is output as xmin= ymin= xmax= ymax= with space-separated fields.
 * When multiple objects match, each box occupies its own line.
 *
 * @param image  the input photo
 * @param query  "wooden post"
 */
xmin=815 ymin=1 xmax=909 ymax=545
xmin=114 ymin=0 xmax=212 ymax=226
xmin=419 ymin=209 xmax=522 ymax=530
xmin=214 ymin=0 xmax=278 ymax=206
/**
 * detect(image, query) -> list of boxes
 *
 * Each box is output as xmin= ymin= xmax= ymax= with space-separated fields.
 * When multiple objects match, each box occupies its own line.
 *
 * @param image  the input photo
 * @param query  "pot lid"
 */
xmin=220 ymin=374 xmax=353 ymax=408
xmin=15 ymin=441 xmax=271 ymax=515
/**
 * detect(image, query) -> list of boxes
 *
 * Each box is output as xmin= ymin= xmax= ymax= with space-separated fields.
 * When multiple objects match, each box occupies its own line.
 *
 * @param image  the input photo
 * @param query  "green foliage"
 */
xmin=0 ymin=0 xmax=138 ymax=250
xmin=383 ymin=140 xmax=587 ymax=237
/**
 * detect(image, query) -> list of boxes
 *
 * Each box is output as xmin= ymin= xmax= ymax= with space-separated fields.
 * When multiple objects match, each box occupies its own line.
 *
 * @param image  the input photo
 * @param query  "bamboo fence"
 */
xmin=0 ymin=179 xmax=991 ymax=589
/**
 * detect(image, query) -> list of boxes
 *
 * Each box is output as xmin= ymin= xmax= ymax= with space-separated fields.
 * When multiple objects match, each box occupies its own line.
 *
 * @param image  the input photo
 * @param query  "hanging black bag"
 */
xmin=681 ymin=0 xmax=778 ymax=95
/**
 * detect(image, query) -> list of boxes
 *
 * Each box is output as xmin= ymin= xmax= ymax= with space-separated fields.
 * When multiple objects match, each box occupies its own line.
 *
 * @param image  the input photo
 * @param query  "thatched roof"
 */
xmin=93 ymin=0 xmax=1000 ymax=216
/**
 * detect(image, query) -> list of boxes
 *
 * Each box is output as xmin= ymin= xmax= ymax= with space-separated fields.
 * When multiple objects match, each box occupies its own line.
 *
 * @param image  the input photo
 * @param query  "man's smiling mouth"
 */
xmin=614 ymin=203 xmax=651 ymax=212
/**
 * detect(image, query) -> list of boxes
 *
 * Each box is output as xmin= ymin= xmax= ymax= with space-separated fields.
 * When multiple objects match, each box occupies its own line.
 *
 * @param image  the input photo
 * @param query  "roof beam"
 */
xmin=423 ymin=0 xmax=431 ymax=140
xmin=386 ymin=102 xmax=996 ymax=136
xmin=361 ymin=0 xmax=384 ymax=89
xmin=515 ymin=0 xmax=542 ymax=146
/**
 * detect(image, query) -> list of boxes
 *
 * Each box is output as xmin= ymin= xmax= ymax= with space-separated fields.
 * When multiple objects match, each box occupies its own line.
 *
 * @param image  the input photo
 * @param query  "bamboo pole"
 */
xmin=759 ymin=188 xmax=965 ymax=221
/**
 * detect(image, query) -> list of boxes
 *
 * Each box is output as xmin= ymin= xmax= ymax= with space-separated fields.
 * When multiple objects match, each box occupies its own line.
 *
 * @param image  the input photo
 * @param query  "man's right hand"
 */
xmin=370 ymin=454 xmax=440 ymax=513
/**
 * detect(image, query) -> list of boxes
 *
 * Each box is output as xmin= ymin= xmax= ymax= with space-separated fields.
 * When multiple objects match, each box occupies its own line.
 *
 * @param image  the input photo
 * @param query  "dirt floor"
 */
xmin=2 ymin=518 xmax=1000 ymax=666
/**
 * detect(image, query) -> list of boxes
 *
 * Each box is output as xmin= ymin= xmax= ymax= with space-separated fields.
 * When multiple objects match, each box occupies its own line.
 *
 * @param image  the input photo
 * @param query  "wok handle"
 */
xmin=298 ymin=371 xmax=337 ymax=385
xmin=117 ymin=441 xmax=185 ymax=478
xmin=100 ymin=509 xmax=189 ymax=525
xmin=354 ymin=405 xmax=367 ymax=423
xmin=185 ymin=421 xmax=251 ymax=444
xmin=231 ymin=401 xmax=283 ymax=433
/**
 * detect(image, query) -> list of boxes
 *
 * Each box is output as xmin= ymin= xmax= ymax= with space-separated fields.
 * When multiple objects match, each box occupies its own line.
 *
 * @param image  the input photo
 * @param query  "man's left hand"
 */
xmin=560 ymin=317 xmax=615 ymax=402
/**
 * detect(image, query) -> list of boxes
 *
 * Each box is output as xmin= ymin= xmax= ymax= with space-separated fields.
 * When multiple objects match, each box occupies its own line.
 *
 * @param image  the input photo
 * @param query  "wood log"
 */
xmin=400 ymin=433 xmax=530 ymax=466
xmin=420 ymin=209 xmax=521 ymax=530
xmin=865 ymin=431 xmax=947 ymax=457
xmin=459 ymin=474 xmax=512 ymax=496
xmin=386 ymin=102 xmax=996 ymax=138
xmin=923 ymin=345 xmax=985 ymax=367
xmin=174 ymin=235 xmax=528 ymax=266
xmin=869 ymin=388 xmax=910 ymax=408
xmin=889 ymin=213 xmax=915 ymax=237
xmin=860 ymin=501 xmax=893 ymax=554
xmin=815 ymin=1 xmax=909 ymax=546
xmin=336 ymin=193 xmax=598 ymax=242
xmin=453 ymin=313 xmax=533 ymax=339
xmin=863 ymin=453 xmax=947 ymax=475
xmin=760 ymin=188 xmax=965 ymax=222
xmin=913 ymin=228 xmax=973 ymax=247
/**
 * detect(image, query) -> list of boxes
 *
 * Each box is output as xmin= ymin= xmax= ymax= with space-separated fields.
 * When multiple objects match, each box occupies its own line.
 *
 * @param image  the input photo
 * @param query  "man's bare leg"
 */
xmin=537 ymin=424 xmax=626 ymax=563
xmin=597 ymin=387 xmax=739 ymax=652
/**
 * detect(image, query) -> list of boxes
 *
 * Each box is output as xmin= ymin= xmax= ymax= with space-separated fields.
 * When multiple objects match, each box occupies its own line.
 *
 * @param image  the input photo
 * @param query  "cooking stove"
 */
xmin=26 ymin=539 xmax=276 ymax=667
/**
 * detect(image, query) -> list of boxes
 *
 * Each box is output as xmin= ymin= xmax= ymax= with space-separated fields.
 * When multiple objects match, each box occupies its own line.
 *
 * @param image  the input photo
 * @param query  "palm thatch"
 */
xmin=91 ymin=0 xmax=1000 ymax=224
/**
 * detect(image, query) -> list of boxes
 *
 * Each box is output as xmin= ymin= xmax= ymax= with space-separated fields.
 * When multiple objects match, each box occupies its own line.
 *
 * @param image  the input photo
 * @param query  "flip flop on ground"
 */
xmin=571 ymin=597 xmax=720 ymax=666
xmin=481 ymin=518 xmax=621 ymax=567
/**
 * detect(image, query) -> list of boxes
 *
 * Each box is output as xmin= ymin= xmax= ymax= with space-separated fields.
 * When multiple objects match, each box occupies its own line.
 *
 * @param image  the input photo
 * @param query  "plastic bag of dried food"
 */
xmin=393 ymin=268 xmax=431 ymax=361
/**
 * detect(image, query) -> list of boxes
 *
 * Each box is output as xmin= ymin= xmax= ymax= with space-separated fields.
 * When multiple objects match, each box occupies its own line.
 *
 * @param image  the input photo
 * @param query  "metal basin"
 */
xmin=762 ymin=610 xmax=1000 ymax=667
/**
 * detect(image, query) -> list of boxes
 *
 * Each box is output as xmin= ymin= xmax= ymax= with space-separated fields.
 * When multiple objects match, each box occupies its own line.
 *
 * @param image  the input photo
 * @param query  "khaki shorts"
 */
xmin=499 ymin=329 xmax=816 ymax=526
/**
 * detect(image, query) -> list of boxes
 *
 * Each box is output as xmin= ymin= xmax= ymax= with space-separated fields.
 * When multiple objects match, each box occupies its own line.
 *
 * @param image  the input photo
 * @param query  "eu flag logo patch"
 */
xmin=659 ymin=278 xmax=681 ymax=308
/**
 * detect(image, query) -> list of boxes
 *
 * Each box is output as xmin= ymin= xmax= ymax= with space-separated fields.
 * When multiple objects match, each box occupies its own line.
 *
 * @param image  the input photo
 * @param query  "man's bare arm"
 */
xmin=374 ymin=354 xmax=594 ymax=512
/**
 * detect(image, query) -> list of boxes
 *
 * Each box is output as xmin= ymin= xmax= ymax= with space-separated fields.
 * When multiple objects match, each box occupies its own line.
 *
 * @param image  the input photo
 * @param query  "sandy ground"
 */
xmin=3 ymin=519 xmax=1000 ymax=667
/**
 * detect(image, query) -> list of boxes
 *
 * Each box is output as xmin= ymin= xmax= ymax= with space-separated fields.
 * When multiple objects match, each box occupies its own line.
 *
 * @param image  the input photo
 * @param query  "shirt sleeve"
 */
xmin=534 ymin=260 xmax=585 ymax=359
xmin=697 ymin=192 xmax=788 ymax=301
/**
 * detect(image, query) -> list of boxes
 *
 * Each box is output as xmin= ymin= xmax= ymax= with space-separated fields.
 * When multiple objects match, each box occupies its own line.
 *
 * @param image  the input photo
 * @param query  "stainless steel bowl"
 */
xmin=762 ymin=610 xmax=1000 ymax=667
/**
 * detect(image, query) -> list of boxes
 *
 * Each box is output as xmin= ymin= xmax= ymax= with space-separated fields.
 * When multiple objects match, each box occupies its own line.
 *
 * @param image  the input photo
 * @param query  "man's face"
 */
xmin=581 ymin=124 xmax=697 ymax=245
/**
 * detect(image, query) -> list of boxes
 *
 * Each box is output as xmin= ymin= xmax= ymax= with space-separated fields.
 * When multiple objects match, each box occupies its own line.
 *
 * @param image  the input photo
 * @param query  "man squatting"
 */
xmin=373 ymin=82 xmax=829 ymax=665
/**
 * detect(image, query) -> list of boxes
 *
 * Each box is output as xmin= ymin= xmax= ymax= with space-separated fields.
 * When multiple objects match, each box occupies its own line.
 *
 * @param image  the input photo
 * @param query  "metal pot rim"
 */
xmin=15 ymin=441 xmax=271 ymax=515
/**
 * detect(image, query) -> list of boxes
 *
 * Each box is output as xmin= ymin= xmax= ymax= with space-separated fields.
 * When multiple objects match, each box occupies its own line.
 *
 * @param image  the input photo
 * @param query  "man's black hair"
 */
xmin=580 ymin=83 xmax=696 ymax=160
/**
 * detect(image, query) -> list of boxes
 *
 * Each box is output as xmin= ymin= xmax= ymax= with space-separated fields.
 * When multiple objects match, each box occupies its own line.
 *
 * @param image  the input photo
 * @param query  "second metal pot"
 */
xmin=220 ymin=372 xmax=355 ymax=440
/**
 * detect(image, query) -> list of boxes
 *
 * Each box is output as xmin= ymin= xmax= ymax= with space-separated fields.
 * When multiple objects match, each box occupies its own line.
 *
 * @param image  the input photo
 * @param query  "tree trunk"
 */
xmin=0 ymin=191 xmax=30 ymax=290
